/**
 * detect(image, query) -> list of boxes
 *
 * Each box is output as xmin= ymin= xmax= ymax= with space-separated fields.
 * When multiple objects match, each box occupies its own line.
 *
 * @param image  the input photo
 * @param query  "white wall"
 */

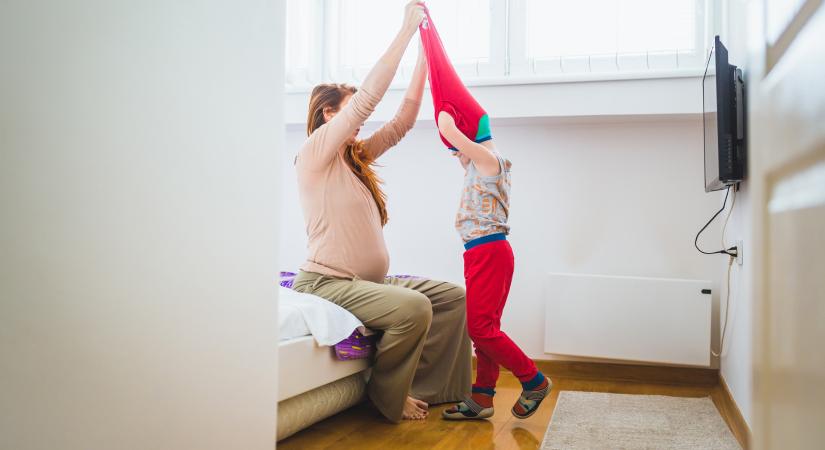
xmin=281 ymin=115 xmax=727 ymax=366
xmin=0 ymin=2 xmax=283 ymax=449
xmin=719 ymin=184 xmax=753 ymax=425
xmin=716 ymin=0 xmax=755 ymax=427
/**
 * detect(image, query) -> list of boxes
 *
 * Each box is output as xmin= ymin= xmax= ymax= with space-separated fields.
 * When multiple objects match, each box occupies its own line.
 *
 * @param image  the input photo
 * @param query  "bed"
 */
xmin=276 ymin=283 xmax=374 ymax=441
xmin=277 ymin=336 xmax=370 ymax=440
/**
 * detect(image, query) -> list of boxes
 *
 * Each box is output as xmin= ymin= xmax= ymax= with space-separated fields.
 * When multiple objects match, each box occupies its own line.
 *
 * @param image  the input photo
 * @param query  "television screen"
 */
xmin=703 ymin=45 xmax=719 ymax=191
xmin=702 ymin=36 xmax=744 ymax=192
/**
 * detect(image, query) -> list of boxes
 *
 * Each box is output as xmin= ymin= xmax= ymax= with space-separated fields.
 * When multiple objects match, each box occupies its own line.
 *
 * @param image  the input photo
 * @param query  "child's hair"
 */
xmin=307 ymin=84 xmax=388 ymax=226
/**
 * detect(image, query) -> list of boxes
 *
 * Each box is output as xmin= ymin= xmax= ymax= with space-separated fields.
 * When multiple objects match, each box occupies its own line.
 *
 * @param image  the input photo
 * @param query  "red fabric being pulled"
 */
xmin=419 ymin=7 xmax=490 ymax=150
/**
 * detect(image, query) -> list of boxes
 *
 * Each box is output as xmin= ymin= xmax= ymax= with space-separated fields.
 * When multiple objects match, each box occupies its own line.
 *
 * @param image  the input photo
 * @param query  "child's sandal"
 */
xmin=442 ymin=397 xmax=494 ymax=420
xmin=511 ymin=381 xmax=551 ymax=419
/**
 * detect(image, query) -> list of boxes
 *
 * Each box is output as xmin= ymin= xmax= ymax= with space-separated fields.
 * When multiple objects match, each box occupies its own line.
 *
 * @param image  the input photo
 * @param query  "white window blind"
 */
xmin=527 ymin=0 xmax=695 ymax=56
xmin=285 ymin=0 xmax=708 ymax=89
xmin=285 ymin=0 xmax=320 ymax=86
xmin=334 ymin=0 xmax=420 ymax=81
xmin=332 ymin=0 xmax=500 ymax=83
xmin=511 ymin=0 xmax=704 ymax=75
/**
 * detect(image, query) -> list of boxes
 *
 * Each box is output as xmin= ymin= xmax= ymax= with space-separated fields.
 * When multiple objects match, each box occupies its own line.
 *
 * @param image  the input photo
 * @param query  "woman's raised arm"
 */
xmin=363 ymin=43 xmax=427 ymax=160
xmin=302 ymin=1 xmax=425 ymax=169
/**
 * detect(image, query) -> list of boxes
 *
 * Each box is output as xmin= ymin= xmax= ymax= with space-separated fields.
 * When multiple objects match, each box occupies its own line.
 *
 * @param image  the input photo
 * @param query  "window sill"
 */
xmin=284 ymin=70 xmax=704 ymax=125
xmin=456 ymin=68 xmax=704 ymax=87
xmin=284 ymin=68 xmax=703 ymax=94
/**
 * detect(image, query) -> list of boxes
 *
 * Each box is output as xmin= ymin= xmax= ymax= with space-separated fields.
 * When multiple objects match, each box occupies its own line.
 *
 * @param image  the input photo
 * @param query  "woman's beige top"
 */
xmin=296 ymin=61 xmax=420 ymax=283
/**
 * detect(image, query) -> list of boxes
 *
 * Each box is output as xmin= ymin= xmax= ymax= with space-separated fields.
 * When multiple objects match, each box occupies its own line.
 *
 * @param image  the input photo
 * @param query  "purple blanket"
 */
xmin=279 ymin=271 xmax=424 ymax=288
xmin=279 ymin=271 xmax=297 ymax=289
xmin=279 ymin=271 xmax=377 ymax=360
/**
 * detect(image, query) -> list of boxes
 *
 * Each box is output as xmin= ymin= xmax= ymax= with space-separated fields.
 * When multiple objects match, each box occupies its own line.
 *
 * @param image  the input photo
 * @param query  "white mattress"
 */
xmin=278 ymin=335 xmax=370 ymax=402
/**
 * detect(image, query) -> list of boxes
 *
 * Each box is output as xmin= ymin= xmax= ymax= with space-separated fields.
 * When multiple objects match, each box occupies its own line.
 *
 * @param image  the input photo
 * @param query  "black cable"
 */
xmin=695 ymin=185 xmax=737 ymax=257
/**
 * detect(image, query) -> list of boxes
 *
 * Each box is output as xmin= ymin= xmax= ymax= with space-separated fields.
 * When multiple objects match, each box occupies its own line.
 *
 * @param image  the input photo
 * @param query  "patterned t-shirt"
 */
xmin=455 ymin=153 xmax=512 ymax=243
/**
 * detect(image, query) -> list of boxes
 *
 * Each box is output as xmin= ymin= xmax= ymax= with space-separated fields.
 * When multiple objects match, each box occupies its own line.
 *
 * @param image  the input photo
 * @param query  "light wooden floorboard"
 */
xmin=278 ymin=369 xmax=744 ymax=449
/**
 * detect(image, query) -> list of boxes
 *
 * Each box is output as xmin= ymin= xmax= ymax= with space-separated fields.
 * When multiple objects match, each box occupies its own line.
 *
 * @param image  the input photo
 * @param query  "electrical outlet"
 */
xmin=736 ymin=239 xmax=743 ymax=266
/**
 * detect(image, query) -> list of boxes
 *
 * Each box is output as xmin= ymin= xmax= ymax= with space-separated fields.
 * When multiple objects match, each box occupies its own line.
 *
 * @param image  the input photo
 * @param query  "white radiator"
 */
xmin=544 ymin=273 xmax=712 ymax=367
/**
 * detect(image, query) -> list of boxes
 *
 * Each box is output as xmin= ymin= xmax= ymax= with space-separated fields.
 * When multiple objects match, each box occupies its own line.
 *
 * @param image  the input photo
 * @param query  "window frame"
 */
xmin=326 ymin=0 xmax=507 ymax=84
xmin=284 ymin=0 xmax=712 ymax=90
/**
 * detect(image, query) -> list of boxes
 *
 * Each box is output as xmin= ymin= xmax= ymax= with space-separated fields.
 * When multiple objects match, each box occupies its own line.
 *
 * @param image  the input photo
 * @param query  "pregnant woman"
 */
xmin=292 ymin=1 xmax=471 ymax=422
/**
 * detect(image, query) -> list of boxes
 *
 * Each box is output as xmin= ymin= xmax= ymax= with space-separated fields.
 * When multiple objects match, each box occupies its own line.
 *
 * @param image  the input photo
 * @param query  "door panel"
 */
xmin=764 ymin=159 xmax=825 ymax=449
xmin=755 ymin=1 xmax=825 ymax=449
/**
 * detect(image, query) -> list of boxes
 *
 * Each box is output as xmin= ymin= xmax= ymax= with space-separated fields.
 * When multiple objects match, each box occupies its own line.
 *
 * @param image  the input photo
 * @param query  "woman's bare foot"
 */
xmin=402 ymin=396 xmax=428 ymax=420
xmin=411 ymin=397 xmax=428 ymax=410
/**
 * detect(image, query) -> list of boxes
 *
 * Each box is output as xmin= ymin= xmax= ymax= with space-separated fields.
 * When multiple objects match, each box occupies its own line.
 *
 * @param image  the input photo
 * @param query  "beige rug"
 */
xmin=542 ymin=391 xmax=741 ymax=450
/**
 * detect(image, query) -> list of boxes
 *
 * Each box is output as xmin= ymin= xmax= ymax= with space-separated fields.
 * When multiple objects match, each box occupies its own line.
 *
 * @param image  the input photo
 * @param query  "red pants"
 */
xmin=464 ymin=240 xmax=538 ymax=389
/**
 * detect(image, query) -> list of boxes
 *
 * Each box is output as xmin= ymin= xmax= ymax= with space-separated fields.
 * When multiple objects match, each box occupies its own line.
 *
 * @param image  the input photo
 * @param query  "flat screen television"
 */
xmin=703 ymin=36 xmax=746 ymax=192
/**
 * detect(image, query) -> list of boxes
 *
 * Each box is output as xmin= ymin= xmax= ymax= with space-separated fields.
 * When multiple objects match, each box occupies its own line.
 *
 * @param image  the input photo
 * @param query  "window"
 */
xmin=285 ymin=0 xmax=320 ymax=85
xmin=511 ymin=0 xmax=703 ymax=75
xmin=286 ymin=0 xmax=709 ymax=88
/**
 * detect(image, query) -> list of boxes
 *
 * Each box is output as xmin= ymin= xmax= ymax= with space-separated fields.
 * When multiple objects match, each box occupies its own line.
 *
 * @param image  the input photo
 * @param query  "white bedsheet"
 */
xmin=278 ymin=286 xmax=371 ymax=346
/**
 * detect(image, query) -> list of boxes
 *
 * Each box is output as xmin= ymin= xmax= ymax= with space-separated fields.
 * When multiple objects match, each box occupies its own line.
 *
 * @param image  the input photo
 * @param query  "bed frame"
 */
xmin=277 ymin=336 xmax=371 ymax=441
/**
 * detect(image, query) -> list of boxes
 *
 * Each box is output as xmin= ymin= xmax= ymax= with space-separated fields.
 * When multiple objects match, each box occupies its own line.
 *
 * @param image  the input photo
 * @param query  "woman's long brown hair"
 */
xmin=306 ymin=84 xmax=388 ymax=226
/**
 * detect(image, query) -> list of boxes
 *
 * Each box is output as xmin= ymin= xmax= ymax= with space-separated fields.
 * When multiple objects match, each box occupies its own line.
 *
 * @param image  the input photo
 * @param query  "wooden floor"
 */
xmin=278 ymin=370 xmax=746 ymax=449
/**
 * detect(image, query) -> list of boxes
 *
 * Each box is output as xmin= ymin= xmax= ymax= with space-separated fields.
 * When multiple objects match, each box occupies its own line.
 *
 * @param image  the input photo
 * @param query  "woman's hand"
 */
xmin=402 ymin=1 xmax=426 ymax=35
xmin=380 ymin=1 xmax=425 ymax=67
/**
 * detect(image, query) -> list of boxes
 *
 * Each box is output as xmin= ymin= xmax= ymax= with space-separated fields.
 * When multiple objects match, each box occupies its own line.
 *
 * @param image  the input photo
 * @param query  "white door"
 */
xmin=751 ymin=1 xmax=825 ymax=448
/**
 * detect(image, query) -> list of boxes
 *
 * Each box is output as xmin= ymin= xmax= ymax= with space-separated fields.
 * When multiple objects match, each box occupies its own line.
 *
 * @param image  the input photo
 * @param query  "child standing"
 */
xmin=418 ymin=5 xmax=551 ymax=420
xmin=436 ymin=115 xmax=551 ymax=421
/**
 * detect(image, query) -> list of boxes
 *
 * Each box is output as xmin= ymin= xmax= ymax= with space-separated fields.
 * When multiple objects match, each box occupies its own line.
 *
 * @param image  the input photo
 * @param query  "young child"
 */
xmin=418 ymin=7 xmax=551 ymax=420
